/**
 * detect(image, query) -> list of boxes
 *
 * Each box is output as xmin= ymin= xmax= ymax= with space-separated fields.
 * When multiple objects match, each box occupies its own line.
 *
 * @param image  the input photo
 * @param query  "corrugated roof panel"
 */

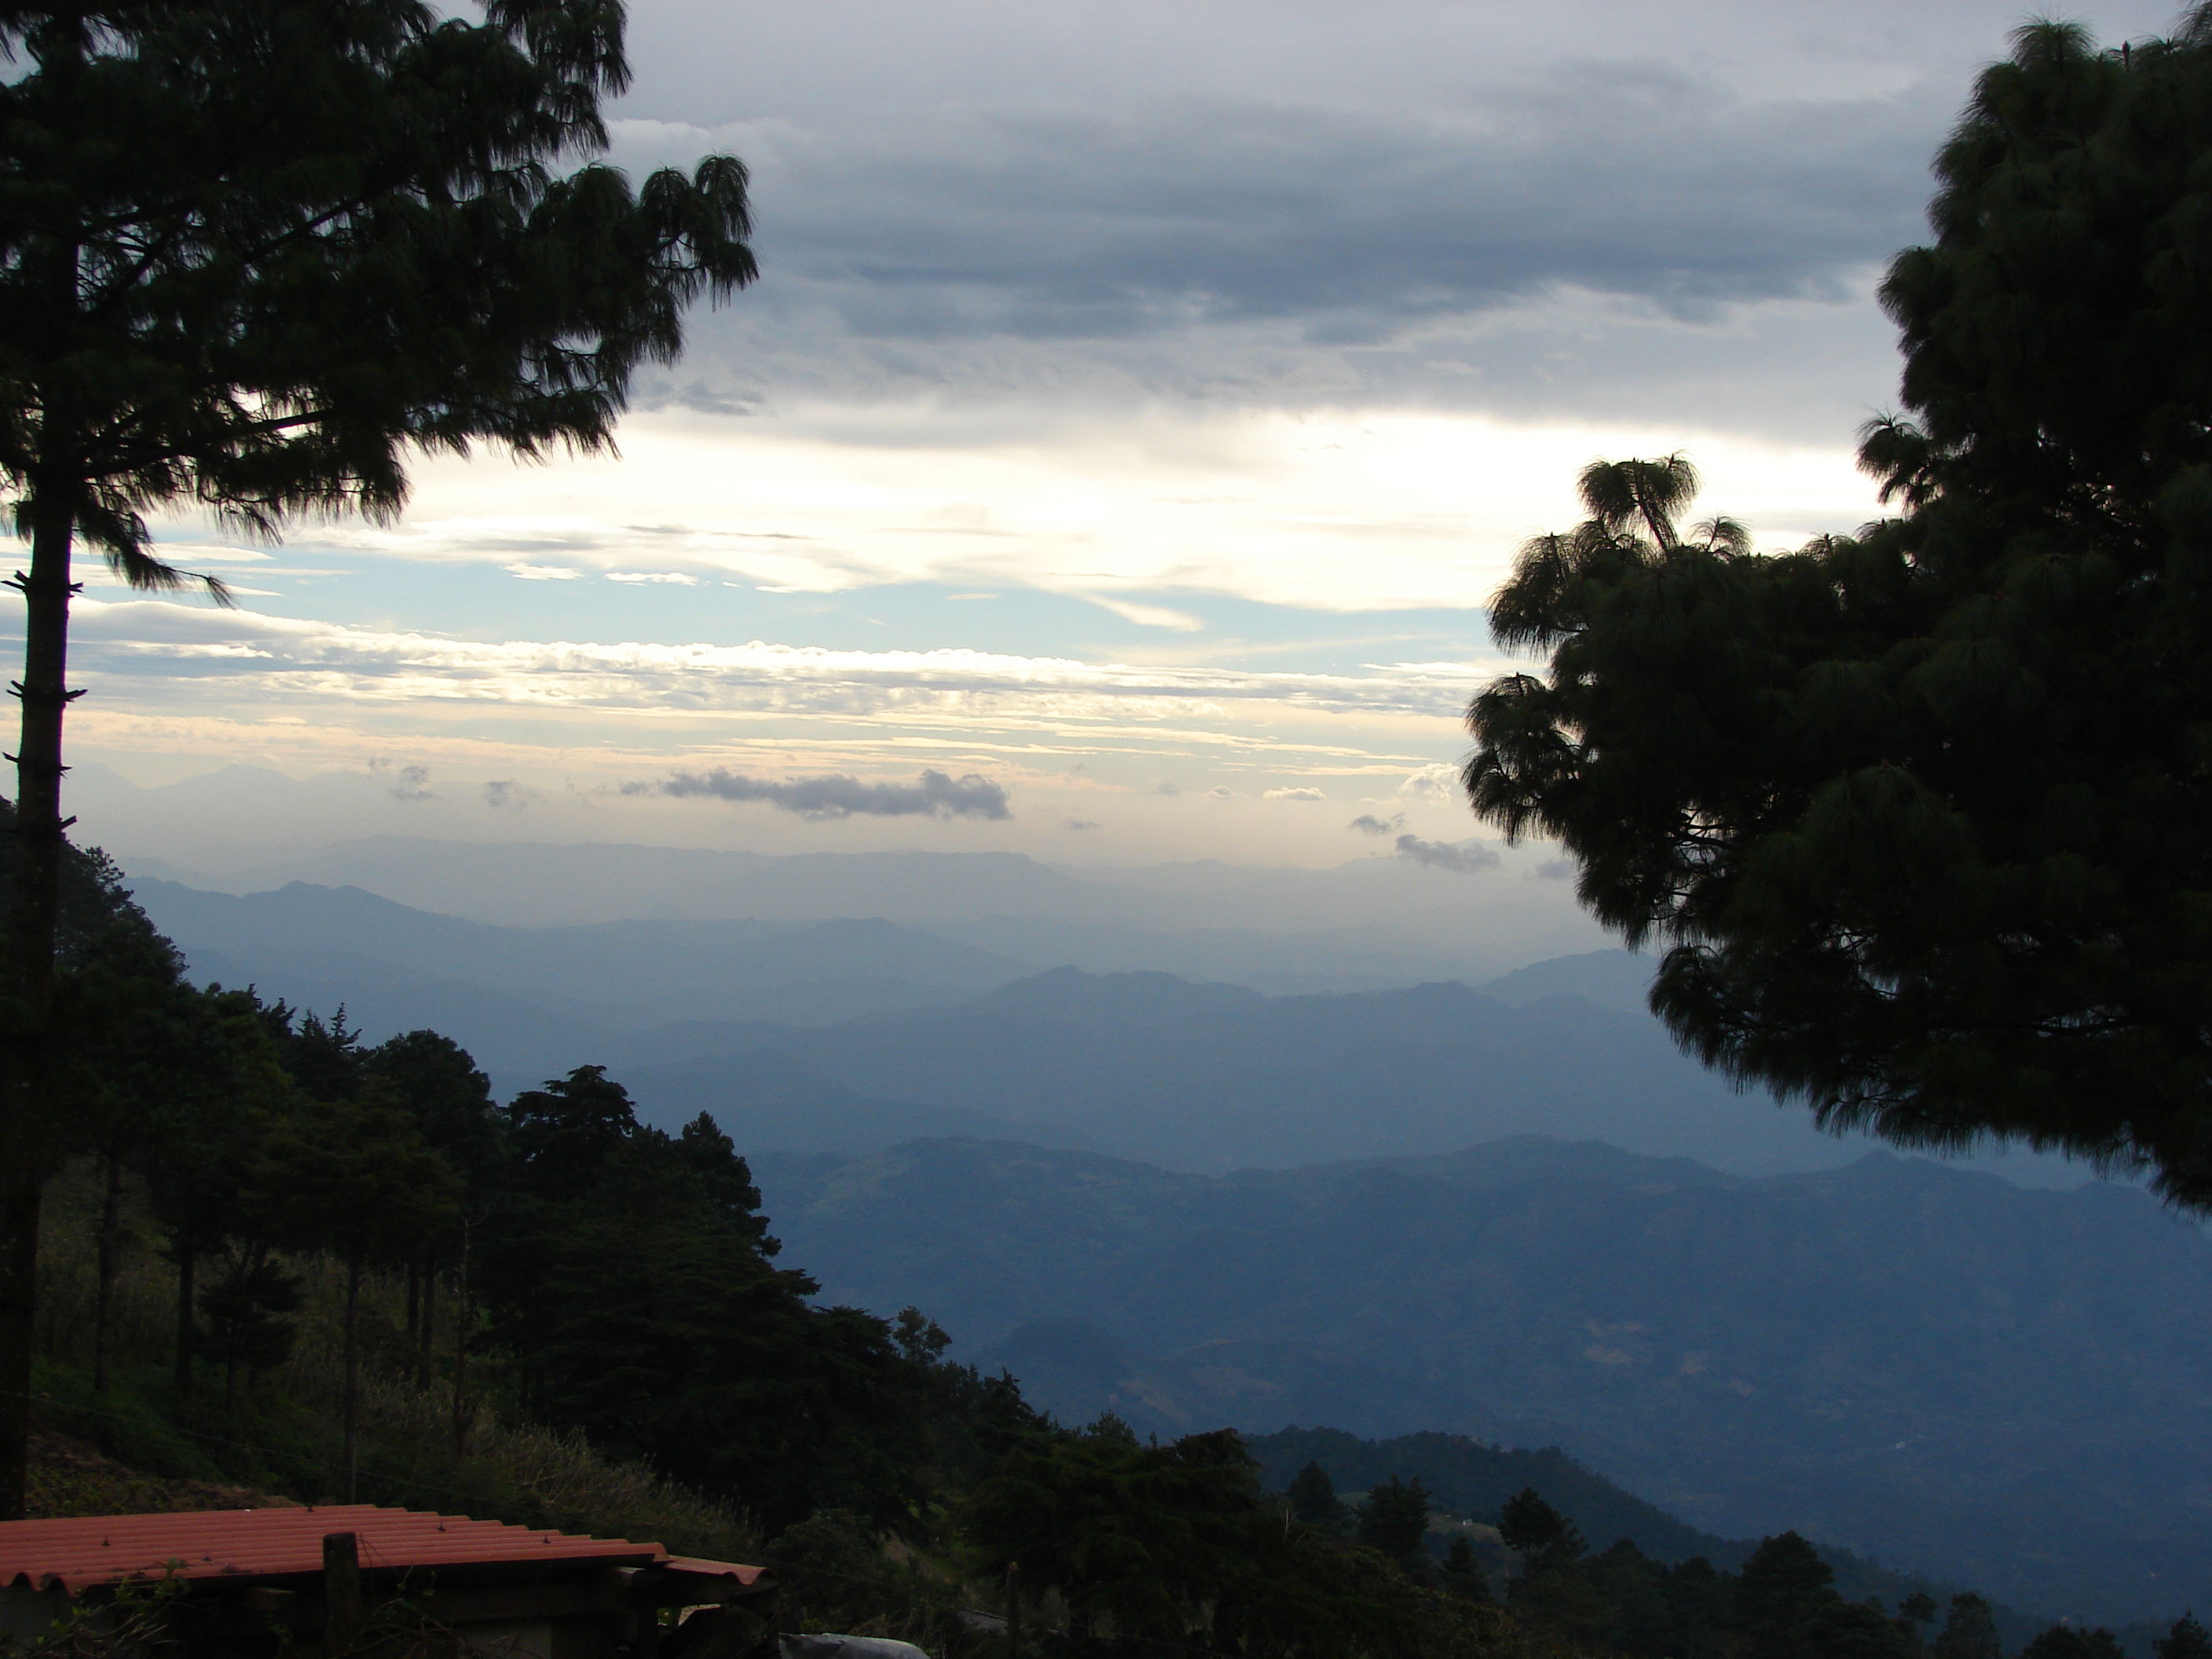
xmin=0 ymin=1507 xmax=691 ymax=1595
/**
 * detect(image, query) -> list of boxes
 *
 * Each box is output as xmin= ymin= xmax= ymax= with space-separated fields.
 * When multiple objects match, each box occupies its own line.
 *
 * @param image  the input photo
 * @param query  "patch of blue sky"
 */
xmin=138 ymin=532 xmax=1499 ymax=682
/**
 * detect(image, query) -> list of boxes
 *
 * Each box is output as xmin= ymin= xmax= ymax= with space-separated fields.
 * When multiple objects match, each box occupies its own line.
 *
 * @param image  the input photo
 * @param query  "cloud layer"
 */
xmin=1394 ymin=833 xmax=1500 ymax=873
xmin=71 ymin=598 xmax=1496 ymax=727
xmin=646 ymin=766 xmax=1013 ymax=819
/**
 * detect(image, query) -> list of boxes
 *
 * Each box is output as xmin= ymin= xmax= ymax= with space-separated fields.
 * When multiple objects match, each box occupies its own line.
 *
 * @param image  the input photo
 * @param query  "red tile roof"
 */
xmin=0 ymin=1506 xmax=674 ymax=1596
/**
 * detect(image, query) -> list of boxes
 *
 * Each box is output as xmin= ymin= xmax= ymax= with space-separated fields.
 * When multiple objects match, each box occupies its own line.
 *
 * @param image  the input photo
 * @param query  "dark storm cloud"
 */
xmin=731 ymin=68 xmax=1936 ymax=346
xmin=634 ymin=767 xmax=1013 ymax=820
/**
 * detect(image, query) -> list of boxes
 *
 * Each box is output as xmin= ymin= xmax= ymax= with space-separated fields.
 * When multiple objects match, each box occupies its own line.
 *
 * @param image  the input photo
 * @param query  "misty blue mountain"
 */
xmin=118 ymin=855 xmax=2194 ymax=1628
xmin=129 ymin=873 xmax=1899 ymax=1175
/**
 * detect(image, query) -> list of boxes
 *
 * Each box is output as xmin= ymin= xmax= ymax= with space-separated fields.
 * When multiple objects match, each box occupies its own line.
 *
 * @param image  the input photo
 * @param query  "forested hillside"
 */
xmin=19 ymin=820 xmax=2207 ymax=1656
xmin=750 ymin=1137 xmax=2212 ymax=1624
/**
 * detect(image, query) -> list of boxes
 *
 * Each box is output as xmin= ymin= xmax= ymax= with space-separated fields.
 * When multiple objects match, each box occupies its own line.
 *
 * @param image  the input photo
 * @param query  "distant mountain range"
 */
xmin=123 ymin=874 xmax=1905 ymax=1175
xmin=127 ymin=875 xmax=1027 ymax=1041
xmin=104 ymin=815 xmax=1610 ymax=985
xmin=748 ymin=1134 xmax=2212 ymax=1626
xmin=112 ymin=866 xmax=2198 ymax=1624
xmin=634 ymin=964 xmax=1881 ymax=1174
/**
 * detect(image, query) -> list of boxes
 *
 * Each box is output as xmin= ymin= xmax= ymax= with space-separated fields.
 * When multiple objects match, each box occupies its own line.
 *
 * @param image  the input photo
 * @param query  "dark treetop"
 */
xmin=1464 ymin=16 xmax=2212 ymax=1210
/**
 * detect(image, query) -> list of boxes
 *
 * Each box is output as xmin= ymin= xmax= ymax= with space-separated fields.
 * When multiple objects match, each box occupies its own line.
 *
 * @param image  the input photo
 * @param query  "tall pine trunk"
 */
xmin=172 ymin=1245 xmax=195 ymax=1398
xmin=451 ymin=1222 xmax=471 ymax=1458
xmin=342 ymin=1248 xmax=362 ymax=1502
xmin=92 ymin=1152 xmax=121 ymax=1397
xmin=416 ymin=1257 xmax=436 ymax=1390
xmin=1 ymin=482 xmax=79 ymax=1519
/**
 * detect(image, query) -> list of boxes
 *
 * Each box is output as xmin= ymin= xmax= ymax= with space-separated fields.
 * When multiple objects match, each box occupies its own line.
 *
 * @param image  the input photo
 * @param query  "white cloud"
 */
xmin=506 ymin=562 xmax=580 ymax=580
xmin=1265 ymin=786 xmax=1325 ymax=800
xmin=1090 ymin=596 xmax=1204 ymax=632
xmin=68 ymin=599 xmax=1490 ymax=725
xmin=606 ymin=570 xmax=700 ymax=585
xmin=1400 ymin=762 xmax=1462 ymax=798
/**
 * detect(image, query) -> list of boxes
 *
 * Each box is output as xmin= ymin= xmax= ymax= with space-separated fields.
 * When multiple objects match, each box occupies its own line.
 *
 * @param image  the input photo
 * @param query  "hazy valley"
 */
xmin=108 ymin=840 xmax=2212 ymax=1629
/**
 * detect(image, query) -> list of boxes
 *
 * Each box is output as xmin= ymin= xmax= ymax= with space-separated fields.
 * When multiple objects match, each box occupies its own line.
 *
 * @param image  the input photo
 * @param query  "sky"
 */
xmin=27 ymin=0 xmax=2182 ymax=877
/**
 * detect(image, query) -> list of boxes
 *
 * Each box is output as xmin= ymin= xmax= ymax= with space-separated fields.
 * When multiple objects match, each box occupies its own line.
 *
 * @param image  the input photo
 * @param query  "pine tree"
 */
xmin=1933 ymin=1593 xmax=2003 ymax=1659
xmin=1735 ymin=1533 xmax=1838 ymax=1659
xmin=2158 ymin=1616 xmax=2212 ymax=1659
xmin=196 ymin=1255 xmax=302 ymax=1412
xmin=1497 ymin=1486 xmax=1584 ymax=1577
xmin=1439 ymin=1534 xmax=1491 ymax=1603
xmin=258 ymin=1093 xmax=462 ymax=1500
xmin=1287 ymin=1460 xmax=1349 ymax=1533
xmin=1355 ymin=1475 xmax=1432 ymax=1572
xmin=0 ymin=0 xmax=755 ymax=1514
xmin=1460 ymin=14 xmax=2212 ymax=1212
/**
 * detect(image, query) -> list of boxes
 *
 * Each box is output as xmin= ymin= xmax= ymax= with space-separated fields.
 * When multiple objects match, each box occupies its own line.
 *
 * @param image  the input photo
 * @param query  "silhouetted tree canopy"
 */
xmin=1356 ymin=1474 xmax=1434 ymax=1574
xmin=480 ymin=1070 xmax=935 ymax=1533
xmin=1499 ymin=1485 xmax=1585 ymax=1575
xmin=1463 ymin=15 xmax=2212 ymax=1210
xmin=0 ymin=0 xmax=756 ymax=1514
xmin=1289 ymin=1459 xmax=1350 ymax=1533
xmin=2159 ymin=1614 xmax=2212 ymax=1659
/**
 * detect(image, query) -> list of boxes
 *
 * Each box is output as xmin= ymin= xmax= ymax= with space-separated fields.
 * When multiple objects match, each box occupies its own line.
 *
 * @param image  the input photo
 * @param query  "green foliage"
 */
xmin=1460 ymin=14 xmax=2212 ymax=1210
xmin=0 ymin=0 xmax=757 ymax=572
xmin=1439 ymin=1535 xmax=1491 ymax=1604
xmin=1933 ymin=1593 xmax=2003 ymax=1659
xmin=1356 ymin=1474 xmax=1433 ymax=1574
xmin=1288 ymin=1459 xmax=1350 ymax=1533
xmin=1500 ymin=1485 xmax=1586 ymax=1575
xmin=2020 ymin=1628 xmax=2127 ymax=1659
xmin=1735 ymin=1533 xmax=1839 ymax=1658
xmin=195 ymin=1257 xmax=302 ymax=1381
xmin=961 ymin=1424 xmax=1261 ymax=1641
xmin=480 ymin=1071 xmax=936 ymax=1533
xmin=9 ymin=1569 xmax=186 ymax=1659
xmin=2159 ymin=1615 xmax=2212 ymax=1659
xmin=260 ymin=1093 xmax=462 ymax=1269
xmin=964 ymin=1424 xmax=1481 ymax=1659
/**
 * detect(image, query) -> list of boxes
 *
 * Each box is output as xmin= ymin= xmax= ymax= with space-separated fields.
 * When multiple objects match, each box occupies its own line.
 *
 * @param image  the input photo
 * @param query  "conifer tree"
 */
xmin=2020 ymin=1628 xmax=2127 ymax=1659
xmin=2159 ymin=1616 xmax=2212 ymax=1659
xmin=1439 ymin=1534 xmax=1491 ymax=1603
xmin=1355 ymin=1474 xmax=1434 ymax=1573
xmin=1734 ymin=1533 xmax=1837 ymax=1659
xmin=0 ymin=0 xmax=756 ymax=1514
xmin=1287 ymin=1460 xmax=1349 ymax=1533
xmin=1932 ymin=1593 xmax=2003 ymax=1659
xmin=1497 ymin=1486 xmax=1584 ymax=1577
xmin=259 ymin=1091 xmax=462 ymax=1499
xmin=1462 ymin=14 xmax=2212 ymax=1210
